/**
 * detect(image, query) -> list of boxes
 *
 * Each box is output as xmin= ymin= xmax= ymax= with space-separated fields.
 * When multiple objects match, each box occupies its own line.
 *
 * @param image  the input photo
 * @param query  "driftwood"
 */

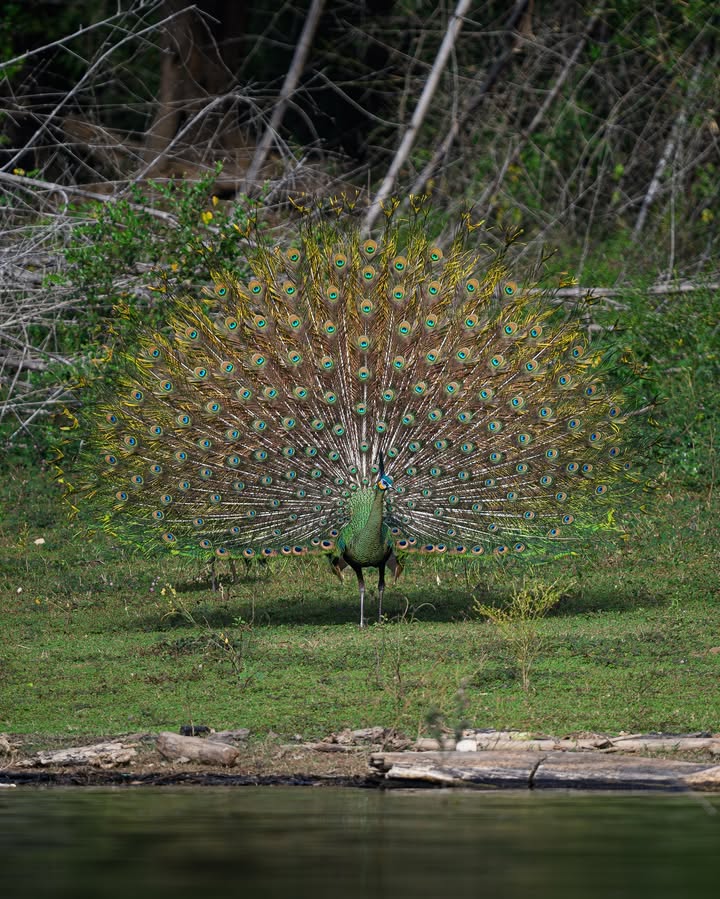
xmin=156 ymin=731 xmax=239 ymax=766
xmin=370 ymin=750 xmax=720 ymax=791
xmin=413 ymin=730 xmax=720 ymax=755
xmin=17 ymin=741 xmax=138 ymax=769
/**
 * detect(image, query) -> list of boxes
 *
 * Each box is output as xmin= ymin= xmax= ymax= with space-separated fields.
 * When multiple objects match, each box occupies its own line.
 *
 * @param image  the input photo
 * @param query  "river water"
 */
xmin=2 ymin=786 xmax=719 ymax=898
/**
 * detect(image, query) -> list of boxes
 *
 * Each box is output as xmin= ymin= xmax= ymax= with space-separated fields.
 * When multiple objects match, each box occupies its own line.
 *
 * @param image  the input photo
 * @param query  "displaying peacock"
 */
xmin=64 ymin=198 xmax=645 ymax=626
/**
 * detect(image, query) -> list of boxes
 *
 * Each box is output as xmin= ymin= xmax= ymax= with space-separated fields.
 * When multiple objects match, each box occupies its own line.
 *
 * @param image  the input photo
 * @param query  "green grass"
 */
xmin=1 ymin=467 xmax=719 ymax=740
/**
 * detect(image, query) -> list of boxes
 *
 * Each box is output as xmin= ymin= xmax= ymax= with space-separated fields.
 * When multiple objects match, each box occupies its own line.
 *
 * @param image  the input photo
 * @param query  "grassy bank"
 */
xmin=1 ymin=468 xmax=718 ymax=740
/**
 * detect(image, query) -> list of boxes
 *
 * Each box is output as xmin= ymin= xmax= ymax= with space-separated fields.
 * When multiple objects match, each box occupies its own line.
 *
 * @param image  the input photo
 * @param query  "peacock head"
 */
xmin=376 ymin=450 xmax=393 ymax=492
xmin=377 ymin=472 xmax=394 ymax=492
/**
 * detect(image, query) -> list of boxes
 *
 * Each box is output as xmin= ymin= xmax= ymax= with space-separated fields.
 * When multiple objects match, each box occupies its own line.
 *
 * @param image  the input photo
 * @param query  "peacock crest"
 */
xmin=63 ymin=199 xmax=644 ymax=623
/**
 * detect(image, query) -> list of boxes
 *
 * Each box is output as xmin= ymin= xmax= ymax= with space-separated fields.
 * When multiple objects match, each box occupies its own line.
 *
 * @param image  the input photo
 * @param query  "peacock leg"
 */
xmin=349 ymin=563 xmax=366 ymax=628
xmin=377 ymin=561 xmax=386 ymax=622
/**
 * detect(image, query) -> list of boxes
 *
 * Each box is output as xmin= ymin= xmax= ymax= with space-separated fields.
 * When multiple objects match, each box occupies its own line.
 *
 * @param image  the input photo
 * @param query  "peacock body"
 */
xmin=66 ymin=200 xmax=642 ymax=625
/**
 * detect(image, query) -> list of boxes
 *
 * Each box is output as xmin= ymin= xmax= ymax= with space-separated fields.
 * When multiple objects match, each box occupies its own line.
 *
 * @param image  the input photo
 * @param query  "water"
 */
xmin=1 ymin=786 xmax=719 ymax=898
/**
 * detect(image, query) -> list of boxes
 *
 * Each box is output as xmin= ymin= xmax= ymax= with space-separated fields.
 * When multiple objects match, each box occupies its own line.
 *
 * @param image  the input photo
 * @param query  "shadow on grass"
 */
xmin=131 ymin=575 xmax=662 ymax=632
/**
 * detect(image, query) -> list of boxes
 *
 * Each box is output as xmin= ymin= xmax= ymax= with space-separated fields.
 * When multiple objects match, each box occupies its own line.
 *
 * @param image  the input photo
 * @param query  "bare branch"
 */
xmin=364 ymin=0 xmax=473 ymax=232
xmin=244 ymin=0 xmax=326 ymax=191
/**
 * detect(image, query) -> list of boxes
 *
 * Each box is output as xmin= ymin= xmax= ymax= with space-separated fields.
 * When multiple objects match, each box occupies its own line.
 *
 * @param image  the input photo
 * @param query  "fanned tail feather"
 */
xmin=64 ymin=202 xmax=643 ymax=565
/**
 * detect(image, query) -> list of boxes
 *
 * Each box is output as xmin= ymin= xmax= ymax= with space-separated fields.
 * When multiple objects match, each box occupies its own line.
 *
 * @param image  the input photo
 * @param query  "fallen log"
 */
xmin=156 ymin=731 xmax=239 ymax=766
xmin=17 ymin=741 xmax=137 ymax=769
xmin=371 ymin=750 xmax=716 ymax=790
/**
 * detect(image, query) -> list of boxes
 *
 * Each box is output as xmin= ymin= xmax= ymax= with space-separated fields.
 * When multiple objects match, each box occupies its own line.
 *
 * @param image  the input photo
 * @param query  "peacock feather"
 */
xmin=63 ymin=199 xmax=645 ymax=625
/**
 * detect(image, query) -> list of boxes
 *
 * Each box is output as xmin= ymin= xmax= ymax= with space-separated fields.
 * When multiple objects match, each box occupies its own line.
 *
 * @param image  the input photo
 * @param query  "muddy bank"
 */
xmin=2 ymin=728 xmax=720 ymax=790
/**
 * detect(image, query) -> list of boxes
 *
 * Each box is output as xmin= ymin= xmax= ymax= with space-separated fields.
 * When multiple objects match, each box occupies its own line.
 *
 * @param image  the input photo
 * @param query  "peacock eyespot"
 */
xmin=466 ymin=278 xmax=479 ymax=294
xmin=362 ymin=265 xmax=376 ymax=281
xmin=393 ymin=256 xmax=406 ymax=272
xmin=429 ymin=247 xmax=443 ymax=262
xmin=363 ymin=240 xmax=378 ymax=256
xmin=503 ymin=281 xmax=517 ymax=296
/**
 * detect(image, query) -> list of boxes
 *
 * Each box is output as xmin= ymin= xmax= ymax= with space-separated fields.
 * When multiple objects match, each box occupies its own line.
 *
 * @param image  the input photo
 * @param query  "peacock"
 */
xmin=64 ymin=197 xmax=645 ymax=626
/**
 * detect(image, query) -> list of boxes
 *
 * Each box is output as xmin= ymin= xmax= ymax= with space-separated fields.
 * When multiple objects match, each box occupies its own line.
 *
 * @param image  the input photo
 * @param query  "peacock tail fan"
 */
xmin=61 ymin=198 xmax=649 ymax=568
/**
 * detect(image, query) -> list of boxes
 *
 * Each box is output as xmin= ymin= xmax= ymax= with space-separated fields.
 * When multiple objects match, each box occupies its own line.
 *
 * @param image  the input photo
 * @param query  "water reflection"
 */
xmin=1 ymin=787 xmax=719 ymax=898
